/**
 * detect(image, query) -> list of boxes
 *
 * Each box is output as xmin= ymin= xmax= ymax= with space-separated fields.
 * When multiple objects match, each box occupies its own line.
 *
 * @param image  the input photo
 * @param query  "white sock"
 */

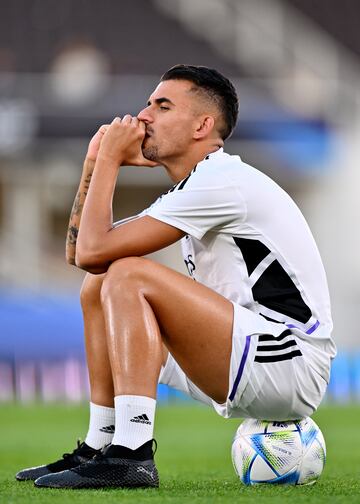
xmin=84 ymin=402 xmax=115 ymax=450
xmin=112 ymin=395 xmax=156 ymax=450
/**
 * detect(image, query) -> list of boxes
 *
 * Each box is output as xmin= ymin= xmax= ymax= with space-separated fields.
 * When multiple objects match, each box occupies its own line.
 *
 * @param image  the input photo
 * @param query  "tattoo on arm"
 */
xmin=84 ymin=173 xmax=92 ymax=193
xmin=66 ymin=225 xmax=78 ymax=265
xmin=72 ymin=192 xmax=82 ymax=216
xmin=70 ymin=172 xmax=93 ymax=216
xmin=67 ymin=225 xmax=79 ymax=245
xmin=66 ymin=160 xmax=94 ymax=265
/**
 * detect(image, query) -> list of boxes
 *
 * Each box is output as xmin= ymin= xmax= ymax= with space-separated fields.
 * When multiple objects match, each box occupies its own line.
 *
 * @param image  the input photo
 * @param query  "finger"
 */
xmin=111 ymin=117 xmax=121 ymax=125
xmin=134 ymin=118 xmax=146 ymax=138
xmin=122 ymin=114 xmax=132 ymax=124
xmin=137 ymin=120 xmax=146 ymax=132
xmin=131 ymin=117 xmax=140 ymax=127
xmin=99 ymin=124 xmax=110 ymax=134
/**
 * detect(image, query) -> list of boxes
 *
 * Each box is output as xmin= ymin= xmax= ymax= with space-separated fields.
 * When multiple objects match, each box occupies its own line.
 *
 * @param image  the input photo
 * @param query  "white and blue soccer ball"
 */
xmin=231 ymin=417 xmax=326 ymax=485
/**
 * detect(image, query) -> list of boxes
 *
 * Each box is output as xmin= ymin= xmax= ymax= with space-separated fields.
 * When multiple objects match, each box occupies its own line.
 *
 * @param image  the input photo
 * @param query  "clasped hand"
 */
xmin=96 ymin=116 xmax=157 ymax=168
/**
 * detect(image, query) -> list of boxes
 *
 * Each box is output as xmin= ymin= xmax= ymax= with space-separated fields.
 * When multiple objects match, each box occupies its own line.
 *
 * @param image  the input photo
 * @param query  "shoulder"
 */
xmin=197 ymin=148 xmax=264 ymax=183
xmin=177 ymin=149 xmax=243 ymax=190
xmin=202 ymin=149 xmax=284 ymax=193
xmin=199 ymin=148 xmax=241 ymax=172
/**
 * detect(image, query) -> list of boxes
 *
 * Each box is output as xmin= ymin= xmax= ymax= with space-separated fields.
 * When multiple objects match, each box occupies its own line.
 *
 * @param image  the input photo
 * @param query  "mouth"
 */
xmin=142 ymin=132 xmax=151 ymax=148
xmin=145 ymin=127 xmax=154 ymax=138
xmin=143 ymin=132 xmax=152 ymax=148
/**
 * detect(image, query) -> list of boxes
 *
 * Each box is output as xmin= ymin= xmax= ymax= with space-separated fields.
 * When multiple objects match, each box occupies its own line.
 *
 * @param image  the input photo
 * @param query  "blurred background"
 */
xmin=0 ymin=0 xmax=359 ymax=404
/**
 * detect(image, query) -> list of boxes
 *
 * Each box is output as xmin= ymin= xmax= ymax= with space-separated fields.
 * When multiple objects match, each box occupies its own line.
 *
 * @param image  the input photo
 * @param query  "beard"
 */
xmin=141 ymin=144 xmax=159 ymax=162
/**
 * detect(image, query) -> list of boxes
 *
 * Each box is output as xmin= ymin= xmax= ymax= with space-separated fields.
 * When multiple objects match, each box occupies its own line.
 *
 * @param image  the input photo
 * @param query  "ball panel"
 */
xmin=249 ymin=430 xmax=302 ymax=476
xmin=298 ymin=417 xmax=320 ymax=448
xmin=237 ymin=418 xmax=268 ymax=436
xmin=297 ymin=434 xmax=326 ymax=485
xmin=259 ymin=468 xmax=300 ymax=485
xmin=251 ymin=453 xmax=279 ymax=481
xmin=231 ymin=437 xmax=255 ymax=483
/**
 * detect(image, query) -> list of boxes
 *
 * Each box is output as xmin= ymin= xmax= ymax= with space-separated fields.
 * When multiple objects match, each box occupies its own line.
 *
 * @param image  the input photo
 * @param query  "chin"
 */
xmin=142 ymin=145 xmax=159 ymax=162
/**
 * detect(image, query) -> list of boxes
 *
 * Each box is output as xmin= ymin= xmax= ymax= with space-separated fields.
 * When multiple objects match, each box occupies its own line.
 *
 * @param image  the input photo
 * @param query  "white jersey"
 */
xmin=145 ymin=148 xmax=336 ymax=370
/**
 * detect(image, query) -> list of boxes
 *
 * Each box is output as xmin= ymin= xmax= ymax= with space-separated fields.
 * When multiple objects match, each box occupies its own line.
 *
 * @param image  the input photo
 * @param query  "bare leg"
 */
xmin=80 ymin=273 xmax=114 ymax=407
xmin=100 ymin=257 xmax=233 ymax=404
xmin=80 ymin=272 xmax=169 ymax=405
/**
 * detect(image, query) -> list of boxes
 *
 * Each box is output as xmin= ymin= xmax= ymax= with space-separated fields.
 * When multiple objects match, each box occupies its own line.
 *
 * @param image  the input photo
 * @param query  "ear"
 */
xmin=193 ymin=115 xmax=215 ymax=140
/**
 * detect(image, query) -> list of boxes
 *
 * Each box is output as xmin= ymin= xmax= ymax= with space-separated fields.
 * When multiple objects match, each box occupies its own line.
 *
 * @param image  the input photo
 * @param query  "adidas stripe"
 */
xmin=255 ymin=350 xmax=302 ymax=363
xmin=258 ymin=329 xmax=292 ymax=342
xmin=256 ymin=339 xmax=298 ymax=352
xmin=255 ymin=329 xmax=302 ymax=363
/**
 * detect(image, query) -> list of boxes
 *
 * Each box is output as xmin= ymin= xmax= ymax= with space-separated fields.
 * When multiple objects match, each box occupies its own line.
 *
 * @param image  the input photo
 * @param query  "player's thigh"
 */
xmin=104 ymin=257 xmax=234 ymax=403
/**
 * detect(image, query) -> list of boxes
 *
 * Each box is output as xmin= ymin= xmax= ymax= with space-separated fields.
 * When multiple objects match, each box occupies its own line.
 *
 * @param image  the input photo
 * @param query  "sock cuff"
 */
xmin=90 ymin=402 xmax=115 ymax=414
xmin=114 ymin=395 xmax=156 ymax=408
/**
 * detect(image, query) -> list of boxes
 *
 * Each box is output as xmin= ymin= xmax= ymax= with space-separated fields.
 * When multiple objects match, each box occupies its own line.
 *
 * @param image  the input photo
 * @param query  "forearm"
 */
xmin=75 ymin=155 xmax=120 ymax=269
xmin=65 ymin=157 xmax=95 ymax=265
xmin=74 ymin=116 xmax=159 ymax=272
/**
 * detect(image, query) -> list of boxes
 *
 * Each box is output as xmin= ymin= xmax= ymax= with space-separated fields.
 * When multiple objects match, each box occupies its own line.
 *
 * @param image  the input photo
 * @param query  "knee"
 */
xmin=100 ymin=257 xmax=148 ymax=303
xmin=80 ymin=272 xmax=106 ymax=309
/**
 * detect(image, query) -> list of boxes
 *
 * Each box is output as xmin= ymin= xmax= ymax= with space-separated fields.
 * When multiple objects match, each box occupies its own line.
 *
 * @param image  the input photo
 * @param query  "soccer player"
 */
xmin=16 ymin=65 xmax=336 ymax=489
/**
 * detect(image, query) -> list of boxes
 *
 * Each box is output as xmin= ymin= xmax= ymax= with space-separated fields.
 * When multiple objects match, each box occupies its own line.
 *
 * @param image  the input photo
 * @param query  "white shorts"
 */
xmin=159 ymin=302 xmax=329 ymax=421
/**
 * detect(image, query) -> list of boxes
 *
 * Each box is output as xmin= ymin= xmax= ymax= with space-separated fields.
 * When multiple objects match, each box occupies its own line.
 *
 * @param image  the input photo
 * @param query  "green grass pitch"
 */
xmin=0 ymin=402 xmax=359 ymax=503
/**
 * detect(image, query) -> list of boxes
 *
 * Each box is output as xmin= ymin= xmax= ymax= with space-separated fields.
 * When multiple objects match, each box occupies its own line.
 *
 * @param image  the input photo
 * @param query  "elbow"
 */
xmin=75 ymin=246 xmax=109 ymax=274
xmin=74 ymin=246 xmax=91 ymax=269
xmin=66 ymin=252 xmax=76 ymax=266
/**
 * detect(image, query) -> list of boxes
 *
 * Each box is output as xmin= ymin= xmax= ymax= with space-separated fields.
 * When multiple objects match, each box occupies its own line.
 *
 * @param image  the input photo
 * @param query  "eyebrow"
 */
xmin=147 ymin=97 xmax=175 ymax=107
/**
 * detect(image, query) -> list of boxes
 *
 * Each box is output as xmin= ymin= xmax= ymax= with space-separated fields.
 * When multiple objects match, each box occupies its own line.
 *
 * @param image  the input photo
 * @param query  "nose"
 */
xmin=137 ymin=107 xmax=152 ymax=123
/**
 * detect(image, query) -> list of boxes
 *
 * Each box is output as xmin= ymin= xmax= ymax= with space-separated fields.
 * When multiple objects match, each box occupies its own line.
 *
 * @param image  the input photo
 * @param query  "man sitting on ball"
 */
xmin=16 ymin=64 xmax=336 ymax=489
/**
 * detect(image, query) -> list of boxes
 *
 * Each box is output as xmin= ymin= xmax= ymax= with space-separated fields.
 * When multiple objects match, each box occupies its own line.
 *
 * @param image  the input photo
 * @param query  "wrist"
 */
xmin=84 ymin=156 xmax=96 ymax=168
xmin=96 ymin=153 xmax=123 ymax=169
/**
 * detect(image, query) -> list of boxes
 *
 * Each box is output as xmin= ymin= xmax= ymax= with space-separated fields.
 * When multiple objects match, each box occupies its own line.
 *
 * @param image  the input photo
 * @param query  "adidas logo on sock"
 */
xmin=99 ymin=424 xmax=115 ymax=433
xmin=130 ymin=414 xmax=151 ymax=425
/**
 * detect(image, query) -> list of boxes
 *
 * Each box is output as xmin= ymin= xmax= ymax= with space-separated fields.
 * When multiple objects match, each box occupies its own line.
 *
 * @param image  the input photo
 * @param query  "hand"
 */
xmin=86 ymin=124 xmax=110 ymax=161
xmin=97 ymin=116 xmax=158 ymax=167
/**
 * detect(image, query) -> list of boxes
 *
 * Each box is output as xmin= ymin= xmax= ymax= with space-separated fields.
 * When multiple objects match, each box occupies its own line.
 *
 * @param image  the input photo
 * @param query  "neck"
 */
xmin=162 ymin=140 xmax=223 ymax=183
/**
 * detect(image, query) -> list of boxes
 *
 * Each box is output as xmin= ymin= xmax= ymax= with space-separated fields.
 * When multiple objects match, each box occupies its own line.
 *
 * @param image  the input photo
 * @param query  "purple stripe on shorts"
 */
xmin=229 ymin=335 xmax=251 ymax=402
xmin=286 ymin=319 xmax=320 ymax=335
xmin=306 ymin=319 xmax=320 ymax=334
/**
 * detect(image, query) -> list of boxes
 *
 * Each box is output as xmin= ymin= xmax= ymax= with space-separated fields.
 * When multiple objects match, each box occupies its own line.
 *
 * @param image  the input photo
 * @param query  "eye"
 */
xmin=159 ymin=106 xmax=169 ymax=111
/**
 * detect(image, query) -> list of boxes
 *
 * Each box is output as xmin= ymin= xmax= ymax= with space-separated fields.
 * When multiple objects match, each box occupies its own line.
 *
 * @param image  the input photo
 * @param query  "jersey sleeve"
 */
xmin=144 ymin=166 xmax=245 ymax=240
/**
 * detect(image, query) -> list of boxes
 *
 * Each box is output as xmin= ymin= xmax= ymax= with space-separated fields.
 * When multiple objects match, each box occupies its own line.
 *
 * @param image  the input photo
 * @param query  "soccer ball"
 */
xmin=231 ymin=417 xmax=326 ymax=485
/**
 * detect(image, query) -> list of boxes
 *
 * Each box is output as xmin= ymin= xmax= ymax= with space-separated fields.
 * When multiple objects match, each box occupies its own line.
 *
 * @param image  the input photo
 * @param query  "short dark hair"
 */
xmin=161 ymin=64 xmax=239 ymax=140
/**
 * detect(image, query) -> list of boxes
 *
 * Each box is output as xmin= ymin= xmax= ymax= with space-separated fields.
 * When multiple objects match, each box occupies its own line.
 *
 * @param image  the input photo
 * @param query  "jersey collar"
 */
xmin=204 ymin=147 xmax=224 ymax=161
